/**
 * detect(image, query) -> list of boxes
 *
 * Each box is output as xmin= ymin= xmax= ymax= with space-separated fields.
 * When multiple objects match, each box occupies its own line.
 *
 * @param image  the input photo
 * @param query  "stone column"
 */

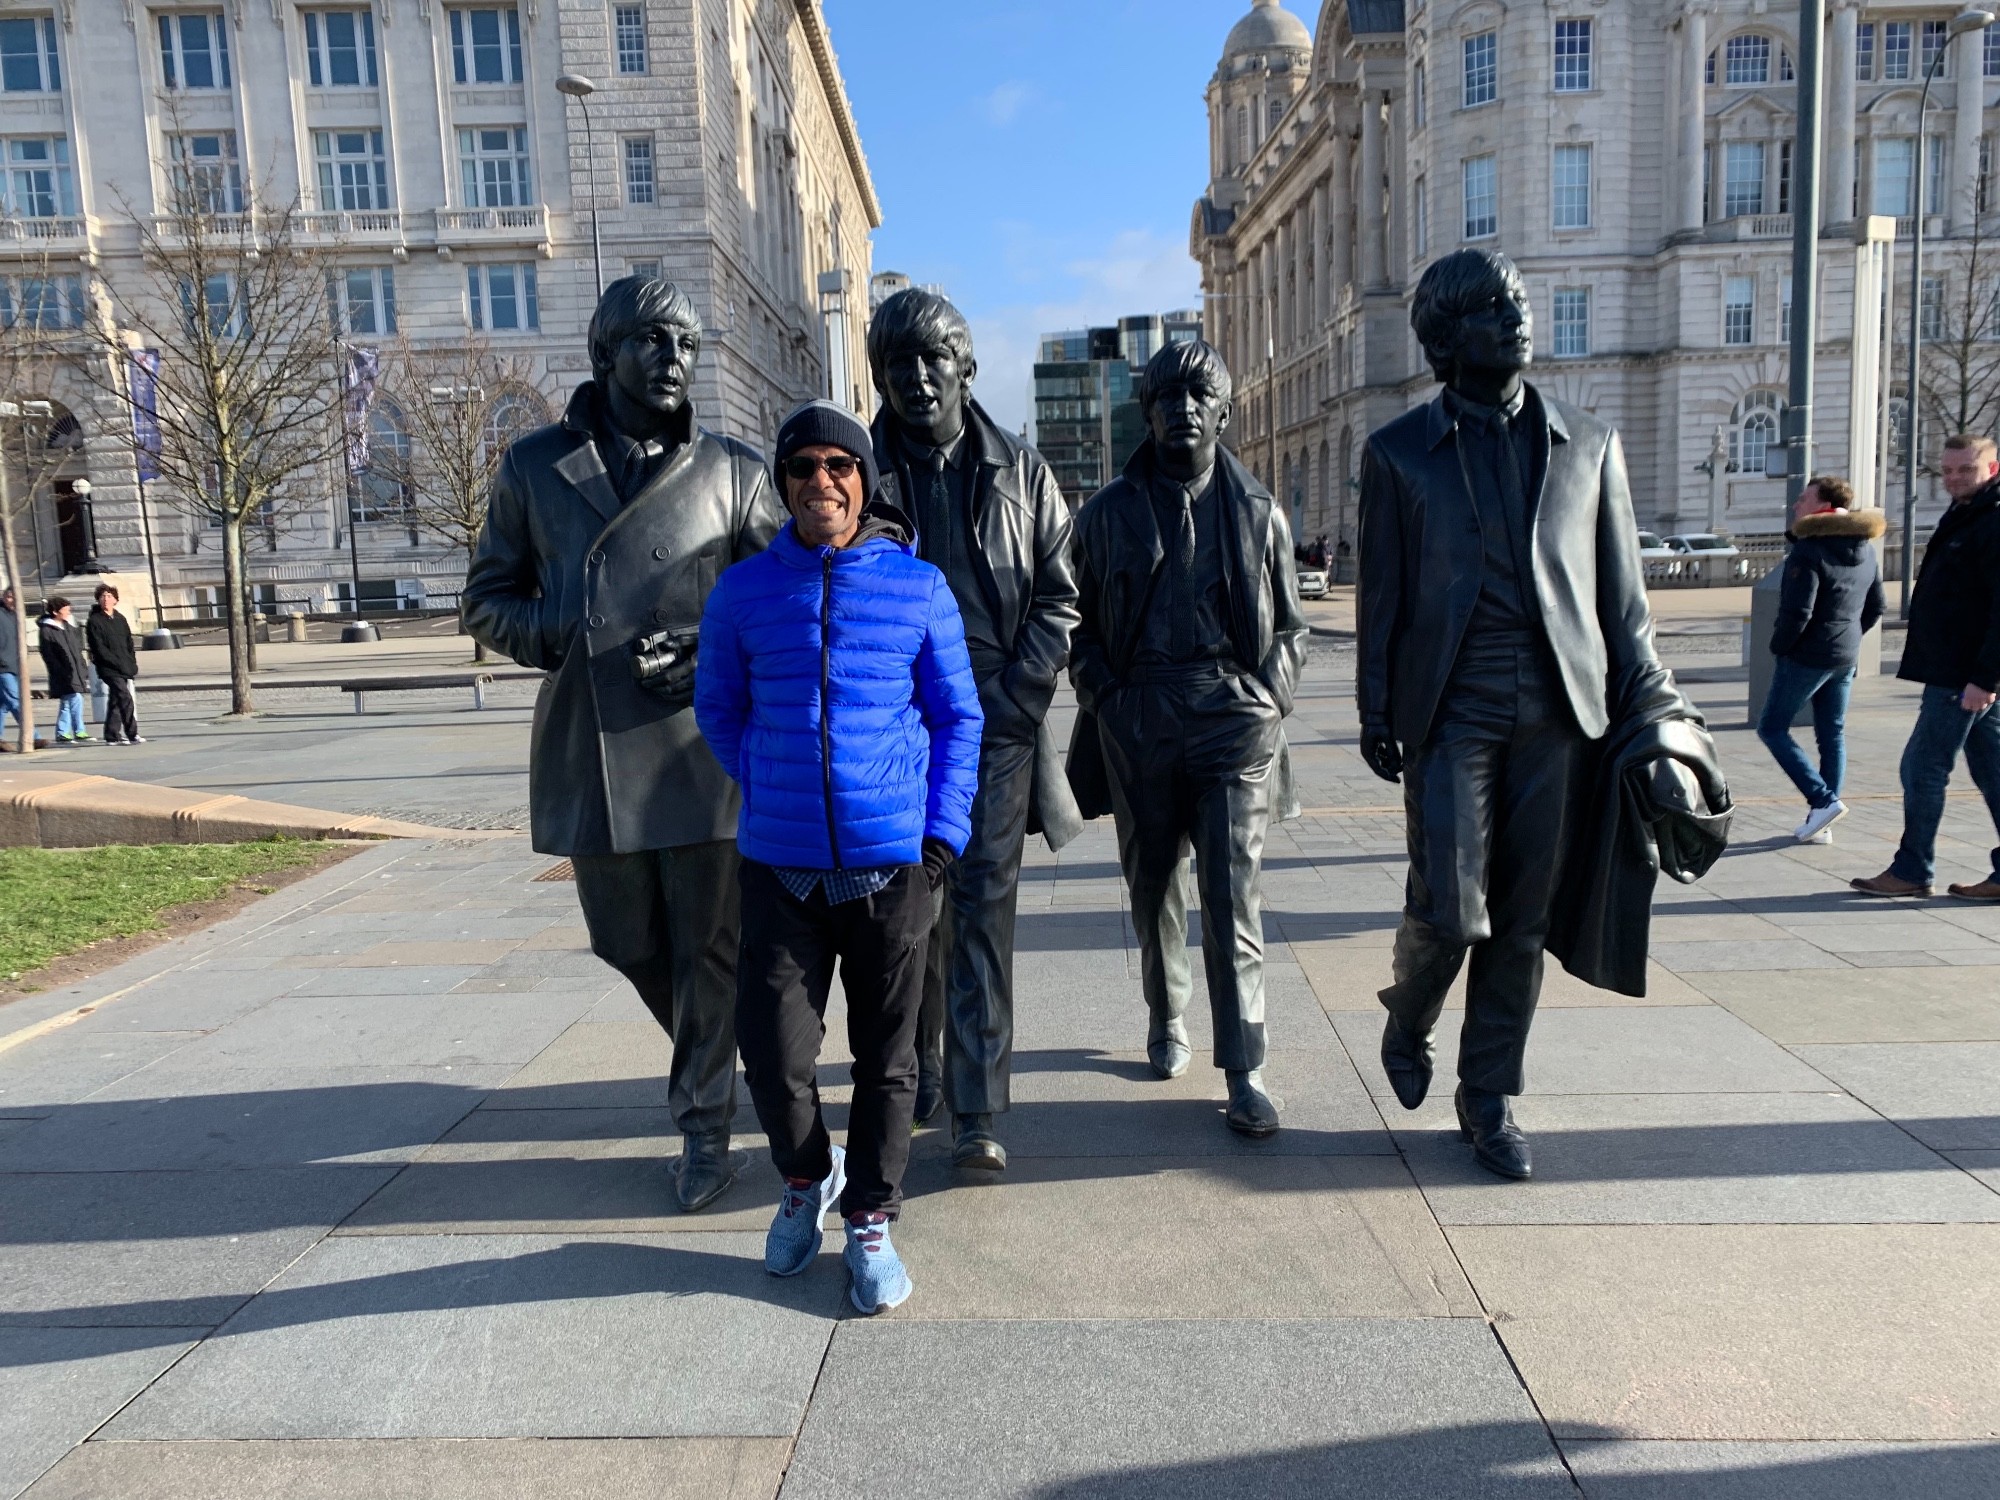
xmin=1329 ymin=128 xmax=1354 ymax=295
xmin=1680 ymin=5 xmax=1709 ymax=234
xmin=1952 ymin=23 xmax=1985 ymax=233
xmin=1826 ymin=2 xmax=1859 ymax=227
xmin=1359 ymin=90 xmax=1386 ymax=286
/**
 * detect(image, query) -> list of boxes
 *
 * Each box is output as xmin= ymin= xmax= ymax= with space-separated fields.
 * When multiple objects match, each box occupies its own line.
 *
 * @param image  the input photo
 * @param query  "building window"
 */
xmin=1922 ymin=275 xmax=1945 ymax=340
xmin=1873 ymin=136 xmax=1915 ymax=217
xmin=1236 ymin=104 xmax=1249 ymax=165
xmin=304 ymin=10 xmax=377 ymax=88
xmin=1780 ymin=47 xmax=1795 ymax=83
xmin=158 ymin=11 xmax=231 ymax=90
xmin=167 ymin=131 xmax=243 ymax=214
xmin=1724 ymin=34 xmax=1771 ymax=86
xmin=1780 ymin=276 xmax=1793 ymax=343
xmin=1553 ymin=143 xmax=1591 ymax=228
xmin=457 ymin=126 xmax=532 ymax=207
xmin=1723 ymin=142 xmax=1765 ymax=218
xmin=1857 ymin=22 xmax=1876 ymax=80
xmin=0 ymin=17 xmax=60 ymax=93
xmin=1552 ymin=287 xmax=1589 ymax=357
xmin=354 ymin=401 xmax=411 ymax=522
xmin=1922 ymin=18 xmax=1949 ymax=77
xmin=186 ymin=270 xmax=242 ymax=337
xmin=0 ymin=271 xmax=82 ymax=328
xmin=1778 ymin=139 xmax=1793 ymax=214
xmin=467 ymin=262 xmax=538 ymax=330
xmin=448 ymin=6 xmax=522 ymax=84
xmin=1982 ymin=134 xmax=1993 ymax=214
xmin=1413 ymin=60 xmax=1426 ymax=126
xmin=1705 ymin=50 xmax=1715 ymax=86
xmin=1986 ymin=25 xmax=2000 ymax=78
xmin=1268 ymin=97 xmax=1284 ymax=133
xmin=1927 ymin=134 xmax=1949 ymax=215
xmin=1553 ymin=19 xmax=1591 ymax=92
xmin=615 ymin=4 xmax=646 ymax=74
xmin=314 ymin=130 xmax=390 ymax=211
xmin=1463 ymin=154 xmax=1497 ymax=238
xmin=623 ymin=135 xmax=654 ymax=205
xmin=1413 ymin=173 xmax=1428 ymax=254
xmin=628 ymin=257 xmax=660 ymax=280
xmin=1703 ymin=143 xmax=1713 ymax=222
xmin=1883 ymin=21 xmax=1912 ymax=81
xmin=1723 ymin=276 xmax=1755 ymax=346
xmin=3 ymin=137 xmax=72 ymax=218
xmin=329 ymin=265 xmax=396 ymax=335
xmin=1732 ymin=390 xmax=1781 ymax=472
xmin=1462 ymin=31 xmax=1497 ymax=108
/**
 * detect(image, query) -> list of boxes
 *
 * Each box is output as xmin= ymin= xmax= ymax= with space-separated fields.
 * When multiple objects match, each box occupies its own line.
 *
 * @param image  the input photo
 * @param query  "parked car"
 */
xmin=1663 ymin=533 xmax=1741 ymax=559
xmin=1295 ymin=567 xmax=1329 ymax=599
xmin=1637 ymin=530 xmax=1676 ymax=560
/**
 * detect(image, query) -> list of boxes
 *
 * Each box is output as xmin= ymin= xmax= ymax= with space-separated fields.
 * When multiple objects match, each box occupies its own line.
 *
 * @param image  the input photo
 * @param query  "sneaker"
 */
xmin=124 ymin=736 xmax=147 ymax=745
xmin=1801 ymin=828 xmax=1833 ymax=846
xmin=1794 ymin=800 xmax=1847 ymax=843
xmin=843 ymin=1211 xmax=912 ymax=1314
xmin=765 ymin=1146 xmax=845 ymax=1278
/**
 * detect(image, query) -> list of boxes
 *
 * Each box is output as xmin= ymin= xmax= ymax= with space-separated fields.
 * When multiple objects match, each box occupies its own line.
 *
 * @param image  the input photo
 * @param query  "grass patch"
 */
xmin=0 ymin=838 xmax=328 ymax=980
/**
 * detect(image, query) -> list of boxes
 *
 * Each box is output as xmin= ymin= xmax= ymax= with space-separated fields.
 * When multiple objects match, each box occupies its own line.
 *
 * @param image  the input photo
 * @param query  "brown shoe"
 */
xmin=1850 ymin=871 xmax=1933 ymax=898
xmin=1947 ymin=879 xmax=2000 ymax=902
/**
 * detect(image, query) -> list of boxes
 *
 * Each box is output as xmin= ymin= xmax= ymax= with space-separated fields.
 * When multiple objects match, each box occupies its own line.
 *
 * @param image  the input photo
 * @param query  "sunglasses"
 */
xmin=783 ymin=454 xmax=860 ymax=482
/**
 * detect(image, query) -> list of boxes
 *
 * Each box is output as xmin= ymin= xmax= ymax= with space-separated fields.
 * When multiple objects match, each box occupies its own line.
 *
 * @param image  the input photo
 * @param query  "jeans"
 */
xmin=0 ymin=671 xmax=18 ymax=736
xmin=1889 ymin=683 xmax=2000 ymax=886
xmin=55 ymin=693 xmax=83 ymax=738
xmin=1756 ymin=657 xmax=1853 ymax=810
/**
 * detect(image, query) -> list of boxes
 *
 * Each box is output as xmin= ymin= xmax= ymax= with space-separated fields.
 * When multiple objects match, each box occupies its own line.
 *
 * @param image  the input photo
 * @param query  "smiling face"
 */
xmin=882 ymin=340 xmax=971 ymax=445
xmin=606 ymin=316 xmax=701 ymax=424
xmin=785 ymin=444 xmax=868 ymax=550
xmin=1145 ymin=375 xmax=1232 ymax=480
xmin=1448 ymin=267 xmax=1534 ymax=385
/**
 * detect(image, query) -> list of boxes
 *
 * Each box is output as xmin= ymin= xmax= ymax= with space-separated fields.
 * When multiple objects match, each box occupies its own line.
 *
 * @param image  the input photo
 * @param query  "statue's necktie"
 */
xmin=929 ymin=453 xmax=950 ymax=565
xmin=1172 ymin=487 xmax=1198 ymax=660
xmin=1492 ymin=413 xmax=1530 ymax=577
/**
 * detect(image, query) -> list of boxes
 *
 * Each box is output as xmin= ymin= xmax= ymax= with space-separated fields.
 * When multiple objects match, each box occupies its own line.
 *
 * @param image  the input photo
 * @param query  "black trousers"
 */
xmin=101 ymin=673 xmax=137 ymax=743
xmin=1098 ymin=665 xmax=1280 ymax=1072
xmin=918 ymin=730 xmax=1035 ymax=1114
xmin=1381 ymin=641 xmax=1589 ymax=1096
xmin=572 ymin=840 xmax=741 ymax=1139
xmin=736 ymin=859 xmax=931 ymax=1218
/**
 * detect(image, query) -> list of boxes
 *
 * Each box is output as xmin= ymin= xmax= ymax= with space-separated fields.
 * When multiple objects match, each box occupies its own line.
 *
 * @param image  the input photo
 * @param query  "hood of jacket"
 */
xmin=1792 ymin=509 xmax=1886 ymax=542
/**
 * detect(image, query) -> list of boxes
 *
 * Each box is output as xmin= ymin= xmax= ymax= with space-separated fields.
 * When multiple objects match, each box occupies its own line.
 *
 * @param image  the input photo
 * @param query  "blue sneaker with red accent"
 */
xmin=764 ymin=1146 xmax=845 ymax=1277
xmin=843 ymin=1211 xmax=912 ymax=1314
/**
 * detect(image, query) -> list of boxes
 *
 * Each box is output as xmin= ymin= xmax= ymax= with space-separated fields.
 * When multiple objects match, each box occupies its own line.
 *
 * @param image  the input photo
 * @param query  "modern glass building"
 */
xmin=1032 ymin=310 xmax=1202 ymax=509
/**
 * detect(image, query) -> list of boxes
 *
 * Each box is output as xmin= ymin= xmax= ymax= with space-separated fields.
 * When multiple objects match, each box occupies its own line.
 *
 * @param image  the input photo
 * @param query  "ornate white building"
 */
xmin=1194 ymin=0 xmax=1989 ymax=552
xmin=2 ymin=0 xmax=875 ymax=618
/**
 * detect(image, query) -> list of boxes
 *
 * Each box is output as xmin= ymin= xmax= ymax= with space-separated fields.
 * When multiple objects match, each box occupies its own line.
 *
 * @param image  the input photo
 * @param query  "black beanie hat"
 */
xmin=772 ymin=399 xmax=880 ymax=499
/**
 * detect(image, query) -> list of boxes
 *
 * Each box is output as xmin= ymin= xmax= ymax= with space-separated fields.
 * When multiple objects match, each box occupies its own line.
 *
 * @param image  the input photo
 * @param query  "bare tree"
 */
xmin=1914 ymin=216 xmax=2000 ymax=471
xmin=371 ymin=333 xmax=545 ymax=660
xmin=85 ymin=163 xmax=345 ymax=715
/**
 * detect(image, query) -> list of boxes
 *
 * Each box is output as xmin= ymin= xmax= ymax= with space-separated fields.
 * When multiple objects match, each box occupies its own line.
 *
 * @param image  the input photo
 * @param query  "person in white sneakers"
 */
xmin=1757 ymin=475 xmax=1884 ymax=846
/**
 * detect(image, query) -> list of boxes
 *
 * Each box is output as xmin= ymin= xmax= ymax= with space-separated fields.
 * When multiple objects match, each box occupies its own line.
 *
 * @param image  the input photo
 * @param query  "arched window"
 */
xmin=1717 ymin=33 xmax=1775 ymax=86
xmin=1730 ymin=389 xmax=1784 ymax=473
xmin=482 ymin=390 xmax=545 ymax=464
xmin=356 ymin=399 xmax=411 ymax=522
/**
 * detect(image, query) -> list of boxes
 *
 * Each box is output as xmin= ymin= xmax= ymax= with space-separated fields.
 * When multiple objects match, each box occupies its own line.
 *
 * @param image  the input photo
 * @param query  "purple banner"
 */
xmin=128 ymin=348 xmax=161 ymax=482
xmin=342 ymin=345 xmax=379 ymax=473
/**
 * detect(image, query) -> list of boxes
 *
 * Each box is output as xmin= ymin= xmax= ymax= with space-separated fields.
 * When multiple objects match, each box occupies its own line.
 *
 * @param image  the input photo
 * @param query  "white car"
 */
xmin=1295 ymin=567 xmax=1330 ymax=599
xmin=1663 ymin=533 xmax=1741 ymax=559
xmin=1637 ymin=530 xmax=1677 ymax=561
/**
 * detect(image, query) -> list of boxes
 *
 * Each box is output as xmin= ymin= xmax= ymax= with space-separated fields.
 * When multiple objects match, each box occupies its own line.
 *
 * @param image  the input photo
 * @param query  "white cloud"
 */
xmin=979 ymin=81 xmax=1035 ymax=128
xmin=960 ymin=226 xmax=1203 ymax=436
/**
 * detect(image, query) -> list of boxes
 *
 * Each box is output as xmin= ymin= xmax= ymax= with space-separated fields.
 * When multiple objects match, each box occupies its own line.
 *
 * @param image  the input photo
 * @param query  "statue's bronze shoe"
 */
xmin=1381 ymin=1015 xmax=1436 ymax=1111
xmin=1455 ymin=1085 xmax=1532 ymax=1181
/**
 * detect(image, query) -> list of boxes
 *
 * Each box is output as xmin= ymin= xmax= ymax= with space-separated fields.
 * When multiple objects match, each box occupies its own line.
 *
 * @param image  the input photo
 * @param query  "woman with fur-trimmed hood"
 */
xmin=1758 ymin=475 xmax=1887 ymax=844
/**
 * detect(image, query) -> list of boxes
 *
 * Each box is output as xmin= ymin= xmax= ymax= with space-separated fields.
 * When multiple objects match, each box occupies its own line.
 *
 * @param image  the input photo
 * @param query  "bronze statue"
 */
xmin=464 ymin=276 xmax=785 ymax=1210
xmin=867 ymin=288 xmax=1082 ymax=1174
xmin=1067 ymin=340 xmax=1307 ymax=1138
xmin=1358 ymin=249 xmax=1727 ymax=1180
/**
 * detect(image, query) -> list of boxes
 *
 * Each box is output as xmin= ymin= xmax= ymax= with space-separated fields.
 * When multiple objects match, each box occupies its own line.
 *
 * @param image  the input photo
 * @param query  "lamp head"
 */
xmin=556 ymin=73 xmax=597 ymax=98
xmin=1949 ymin=9 xmax=1994 ymax=37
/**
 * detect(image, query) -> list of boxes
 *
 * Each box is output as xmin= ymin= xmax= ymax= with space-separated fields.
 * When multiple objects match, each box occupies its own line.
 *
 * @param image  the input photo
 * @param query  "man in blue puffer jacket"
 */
xmin=695 ymin=399 xmax=982 ymax=1315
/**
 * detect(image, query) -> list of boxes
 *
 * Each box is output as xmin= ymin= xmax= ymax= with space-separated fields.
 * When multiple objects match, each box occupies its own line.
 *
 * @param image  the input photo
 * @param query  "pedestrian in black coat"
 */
xmin=36 ymin=597 xmax=89 ymax=743
xmin=86 ymin=583 xmax=142 ymax=744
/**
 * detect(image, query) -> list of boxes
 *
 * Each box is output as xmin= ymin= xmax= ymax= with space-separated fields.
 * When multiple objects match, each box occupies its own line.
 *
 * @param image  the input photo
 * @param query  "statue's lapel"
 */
xmin=555 ymin=441 xmax=622 ymax=526
xmin=1112 ymin=478 xmax=1166 ymax=575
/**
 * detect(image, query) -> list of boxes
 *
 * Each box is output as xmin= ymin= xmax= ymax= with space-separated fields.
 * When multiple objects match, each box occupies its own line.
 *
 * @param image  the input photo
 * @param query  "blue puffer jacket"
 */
xmin=695 ymin=509 xmax=984 ymax=869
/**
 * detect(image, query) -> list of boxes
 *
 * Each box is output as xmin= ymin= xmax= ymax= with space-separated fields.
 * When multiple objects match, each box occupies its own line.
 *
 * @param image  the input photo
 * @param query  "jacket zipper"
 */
xmin=819 ymin=552 xmax=843 ymax=870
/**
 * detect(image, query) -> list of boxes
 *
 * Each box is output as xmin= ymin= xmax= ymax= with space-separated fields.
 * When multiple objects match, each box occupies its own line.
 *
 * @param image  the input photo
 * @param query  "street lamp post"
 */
xmin=1782 ymin=0 xmax=1825 ymax=511
xmin=556 ymin=73 xmax=605 ymax=301
xmin=1901 ymin=7 xmax=1994 ymax=616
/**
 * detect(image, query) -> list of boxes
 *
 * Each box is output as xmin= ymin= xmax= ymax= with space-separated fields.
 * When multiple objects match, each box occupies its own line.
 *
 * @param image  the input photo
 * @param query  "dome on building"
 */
xmin=1223 ymin=0 xmax=1312 ymax=57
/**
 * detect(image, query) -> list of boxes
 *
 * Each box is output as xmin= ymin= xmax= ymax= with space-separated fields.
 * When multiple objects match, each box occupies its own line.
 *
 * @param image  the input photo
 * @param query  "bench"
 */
xmin=339 ymin=674 xmax=496 ymax=714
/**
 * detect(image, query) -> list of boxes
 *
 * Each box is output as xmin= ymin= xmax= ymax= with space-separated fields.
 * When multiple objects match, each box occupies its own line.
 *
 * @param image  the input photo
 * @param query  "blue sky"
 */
xmin=819 ymin=1 xmax=1318 ymax=433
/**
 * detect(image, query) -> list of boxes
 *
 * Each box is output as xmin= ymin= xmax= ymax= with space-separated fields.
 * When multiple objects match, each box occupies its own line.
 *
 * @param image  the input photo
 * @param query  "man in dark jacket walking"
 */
xmin=1854 ymin=433 xmax=2000 ymax=899
xmin=695 ymin=399 xmax=982 ymax=1315
xmin=86 ymin=583 xmax=143 ymax=745
xmin=37 ymin=596 xmax=88 ymax=743
xmin=0 ymin=586 xmax=22 ymax=748
xmin=867 ymin=288 xmax=1081 ymax=1171
xmin=463 ymin=276 xmax=786 ymax=1210
xmin=1758 ymin=476 xmax=1883 ymax=844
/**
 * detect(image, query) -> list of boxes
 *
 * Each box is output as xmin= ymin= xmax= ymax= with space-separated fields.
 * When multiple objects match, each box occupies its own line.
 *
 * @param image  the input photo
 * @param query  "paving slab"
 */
xmin=885 ymin=1155 xmax=1477 ymax=1319
xmin=1334 ymin=1005 xmax=1829 ymax=1098
xmin=0 ymin=1167 xmax=396 ymax=1328
xmin=19 ymin=1438 xmax=790 ymax=1500
xmin=1562 ymin=1439 xmax=2000 ymax=1499
xmin=101 ymin=1233 xmax=839 ymax=1440
xmin=1390 ymin=1092 xmax=2000 ymax=1224
xmin=159 ymin=991 xmax=590 ymax=1070
xmin=0 ymin=1067 xmax=504 ymax=1170
xmin=1945 ymin=1149 xmax=2000 ymax=1192
xmin=61 ymin=968 xmax=310 ymax=1036
xmin=1292 ymin=940 xmax=1708 ymax=1011
xmin=1690 ymin=967 xmax=2000 ymax=1043
xmin=0 ymin=1329 xmax=203 ymax=1500
xmin=0 ymin=1032 xmax=203 ymax=1111
xmin=1790 ymin=1043 xmax=2000 ymax=1149
xmin=481 ymin=1020 xmax=676 ymax=1108
xmin=781 ymin=1319 xmax=1573 ymax=1499
xmin=1451 ymin=1224 xmax=2000 ymax=1438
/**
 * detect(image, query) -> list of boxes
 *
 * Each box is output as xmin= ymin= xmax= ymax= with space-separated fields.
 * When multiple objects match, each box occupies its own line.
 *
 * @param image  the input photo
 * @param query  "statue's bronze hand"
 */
xmin=1360 ymin=726 xmax=1403 ymax=784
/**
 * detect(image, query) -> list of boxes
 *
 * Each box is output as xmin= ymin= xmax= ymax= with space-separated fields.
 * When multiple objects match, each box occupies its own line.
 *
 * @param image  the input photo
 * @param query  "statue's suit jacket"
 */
xmin=1356 ymin=384 xmax=1674 ymax=748
xmin=463 ymin=384 xmax=784 ymax=856
xmin=1065 ymin=440 xmax=1308 ymax=819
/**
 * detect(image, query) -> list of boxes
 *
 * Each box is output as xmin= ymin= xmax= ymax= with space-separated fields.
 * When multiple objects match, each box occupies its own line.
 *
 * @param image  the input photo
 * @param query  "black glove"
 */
xmin=632 ymin=630 xmax=699 ymax=706
xmin=921 ymin=836 xmax=957 ymax=892
xmin=1360 ymin=724 xmax=1404 ymax=784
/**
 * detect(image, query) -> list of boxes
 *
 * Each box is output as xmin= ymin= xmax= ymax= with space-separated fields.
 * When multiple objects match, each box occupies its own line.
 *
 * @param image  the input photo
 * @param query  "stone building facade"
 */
xmin=0 ymin=0 xmax=875 ymax=617
xmin=1194 ymin=0 xmax=1992 ymax=554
